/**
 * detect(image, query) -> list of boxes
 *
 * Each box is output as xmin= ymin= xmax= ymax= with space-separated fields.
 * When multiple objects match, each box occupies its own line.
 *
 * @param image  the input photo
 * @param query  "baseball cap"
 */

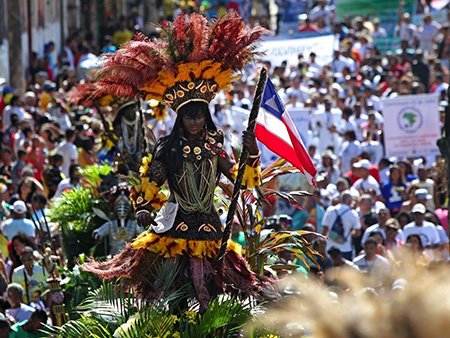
xmin=411 ymin=203 xmax=426 ymax=214
xmin=354 ymin=159 xmax=371 ymax=170
xmin=385 ymin=219 xmax=400 ymax=230
xmin=414 ymin=188 xmax=432 ymax=200
xmin=13 ymin=200 xmax=27 ymax=214
xmin=322 ymin=150 xmax=336 ymax=161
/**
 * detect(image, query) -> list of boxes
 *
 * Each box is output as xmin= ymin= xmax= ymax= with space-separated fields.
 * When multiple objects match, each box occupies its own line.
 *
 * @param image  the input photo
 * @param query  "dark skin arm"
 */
xmin=218 ymin=130 xmax=259 ymax=180
xmin=136 ymin=209 xmax=155 ymax=228
xmin=135 ymin=158 xmax=167 ymax=228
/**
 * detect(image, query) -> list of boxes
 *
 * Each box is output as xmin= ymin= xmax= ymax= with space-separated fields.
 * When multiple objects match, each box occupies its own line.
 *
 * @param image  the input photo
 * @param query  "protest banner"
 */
xmin=259 ymin=34 xmax=335 ymax=67
xmin=382 ymin=94 xmax=441 ymax=158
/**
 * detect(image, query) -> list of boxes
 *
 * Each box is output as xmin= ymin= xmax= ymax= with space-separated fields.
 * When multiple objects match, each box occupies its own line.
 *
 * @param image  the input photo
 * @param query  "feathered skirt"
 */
xmin=82 ymin=230 xmax=269 ymax=307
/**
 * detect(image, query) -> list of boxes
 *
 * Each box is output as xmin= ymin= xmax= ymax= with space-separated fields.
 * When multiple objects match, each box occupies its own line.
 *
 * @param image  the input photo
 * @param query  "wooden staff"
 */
xmin=216 ymin=67 xmax=268 ymax=262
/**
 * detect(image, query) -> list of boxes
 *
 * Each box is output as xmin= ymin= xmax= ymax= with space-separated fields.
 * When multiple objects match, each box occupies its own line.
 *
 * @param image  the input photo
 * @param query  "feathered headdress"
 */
xmin=68 ymin=82 xmax=135 ymax=111
xmin=94 ymin=12 xmax=267 ymax=112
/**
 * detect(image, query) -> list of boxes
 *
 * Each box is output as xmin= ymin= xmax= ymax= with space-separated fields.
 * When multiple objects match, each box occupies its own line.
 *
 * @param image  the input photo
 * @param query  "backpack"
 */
xmin=329 ymin=208 xmax=351 ymax=244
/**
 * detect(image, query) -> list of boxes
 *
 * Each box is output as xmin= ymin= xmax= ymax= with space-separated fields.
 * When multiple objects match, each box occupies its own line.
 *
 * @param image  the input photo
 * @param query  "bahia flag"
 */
xmin=255 ymin=78 xmax=317 ymax=185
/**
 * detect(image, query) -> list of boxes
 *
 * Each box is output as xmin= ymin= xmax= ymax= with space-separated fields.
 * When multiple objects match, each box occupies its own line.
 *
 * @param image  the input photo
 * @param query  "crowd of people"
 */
xmin=0 ymin=0 xmax=448 ymax=335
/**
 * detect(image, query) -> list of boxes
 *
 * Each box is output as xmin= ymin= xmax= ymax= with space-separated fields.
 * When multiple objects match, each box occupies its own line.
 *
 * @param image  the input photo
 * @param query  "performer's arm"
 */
xmin=218 ymin=130 xmax=262 ymax=189
xmin=130 ymin=152 xmax=168 ymax=227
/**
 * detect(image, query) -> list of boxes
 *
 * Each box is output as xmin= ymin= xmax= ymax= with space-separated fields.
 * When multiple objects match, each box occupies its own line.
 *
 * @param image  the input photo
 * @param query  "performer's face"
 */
xmin=182 ymin=110 xmax=206 ymax=138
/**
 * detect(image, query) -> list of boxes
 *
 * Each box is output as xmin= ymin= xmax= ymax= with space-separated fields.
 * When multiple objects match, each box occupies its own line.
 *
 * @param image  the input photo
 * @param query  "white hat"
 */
xmin=411 ymin=203 xmax=426 ymax=214
xmin=354 ymin=159 xmax=371 ymax=170
xmin=13 ymin=200 xmax=27 ymax=214
xmin=24 ymin=91 xmax=36 ymax=99
xmin=415 ymin=188 xmax=432 ymax=200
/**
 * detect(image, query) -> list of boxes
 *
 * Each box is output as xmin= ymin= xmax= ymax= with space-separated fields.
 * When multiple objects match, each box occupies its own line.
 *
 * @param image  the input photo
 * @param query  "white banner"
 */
xmin=382 ymin=94 xmax=441 ymax=158
xmin=259 ymin=34 xmax=335 ymax=67
xmin=229 ymin=106 xmax=250 ymax=133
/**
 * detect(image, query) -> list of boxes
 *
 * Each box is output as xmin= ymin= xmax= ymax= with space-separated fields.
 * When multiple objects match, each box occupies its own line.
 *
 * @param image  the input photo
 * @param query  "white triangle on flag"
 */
xmin=265 ymin=95 xmax=281 ymax=114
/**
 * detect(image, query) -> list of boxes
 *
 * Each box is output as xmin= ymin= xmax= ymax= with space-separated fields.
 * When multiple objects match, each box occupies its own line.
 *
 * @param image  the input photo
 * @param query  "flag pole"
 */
xmin=216 ymin=67 xmax=268 ymax=262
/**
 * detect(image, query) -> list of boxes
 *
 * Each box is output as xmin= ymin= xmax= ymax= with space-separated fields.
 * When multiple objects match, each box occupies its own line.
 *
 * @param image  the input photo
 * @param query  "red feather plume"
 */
xmin=67 ymin=82 xmax=97 ymax=106
xmin=93 ymin=12 xmax=268 ymax=100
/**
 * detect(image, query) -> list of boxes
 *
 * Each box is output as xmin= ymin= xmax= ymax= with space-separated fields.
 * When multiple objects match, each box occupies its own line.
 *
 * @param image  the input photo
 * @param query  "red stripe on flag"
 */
xmin=284 ymin=120 xmax=317 ymax=178
xmin=255 ymin=124 xmax=307 ymax=172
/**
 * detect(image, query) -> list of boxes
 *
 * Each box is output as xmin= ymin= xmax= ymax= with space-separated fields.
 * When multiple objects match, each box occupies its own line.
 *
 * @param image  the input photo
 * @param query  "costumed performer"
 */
xmin=83 ymin=12 xmax=268 ymax=310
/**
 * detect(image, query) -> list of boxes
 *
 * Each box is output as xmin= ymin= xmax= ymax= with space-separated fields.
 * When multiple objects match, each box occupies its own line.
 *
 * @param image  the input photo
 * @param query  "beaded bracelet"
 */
xmin=136 ymin=209 xmax=151 ymax=216
xmin=248 ymin=150 xmax=261 ymax=159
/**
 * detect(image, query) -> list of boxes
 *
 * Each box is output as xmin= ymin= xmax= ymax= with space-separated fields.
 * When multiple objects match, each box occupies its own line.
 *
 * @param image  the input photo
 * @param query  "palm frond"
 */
xmin=41 ymin=315 xmax=112 ymax=338
xmin=260 ymin=189 xmax=311 ymax=211
xmin=183 ymin=296 xmax=253 ymax=338
xmin=255 ymin=230 xmax=322 ymax=270
xmin=75 ymin=282 xmax=140 ymax=324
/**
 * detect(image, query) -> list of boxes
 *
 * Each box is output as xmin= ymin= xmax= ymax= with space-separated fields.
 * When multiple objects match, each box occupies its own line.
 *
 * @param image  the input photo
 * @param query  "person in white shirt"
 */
xmin=378 ymin=158 xmax=392 ymax=185
xmin=328 ymin=247 xmax=360 ymax=271
xmin=322 ymin=190 xmax=361 ymax=260
xmin=312 ymin=97 xmax=342 ymax=152
xmin=363 ymin=88 xmax=382 ymax=113
xmin=361 ymin=140 xmax=383 ymax=166
xmin=361 ymin=208 xmax=404 ymax=245
xmin=352 ymin=159 xmax=381 ymax=197
xmin=339 ymin=130 xmax=361 ymax=174
xmin=412 ymin=166 xmax=439 ymax=210
xmin=1 ymin=201 xmax=36 ymax=241
xmin=6 ymin=283 xmax=35 ymax=323
xmin=341 ymin=48 xmax=356 ymax=73
xmin=309 ymin=0 xmax=333 ymax=26
xmin=372 ymin=18 xmax=387 ymax=38
xmin=353 ymin=237 xmax=391 ymax=287
xmin=53 ymin=164 xmax=81 ymax=198
xmin=432 ymin=73 xmax=449 ymax=96
xmin=435 ymin=224 xmax=449 ymax=261
xmin=417 ymin=14 xmax=441 ymax=56
xmin=12 ymin=247 xmax=47 ymax=305
xmin=285 ymin=75 xmax=309 ymax=104
xmin=395 ymin=12 xmax=416 ymax=47
xmin=55 ymin=128 xmax=78 ymax=178
xmin=351 ymin=103 xmax=368 ymax=127
xmin=403 ymin=203 xmax=440 ymax=248
xmin=338 ymin=106 xmax=361 ymax=140
xmin=307 ymin=52 xmax=322 ymax=78
xmin=2 ymin=96 xmax=26 ymax=131
xmin=329 ymin=50 xmax=348 ymax=74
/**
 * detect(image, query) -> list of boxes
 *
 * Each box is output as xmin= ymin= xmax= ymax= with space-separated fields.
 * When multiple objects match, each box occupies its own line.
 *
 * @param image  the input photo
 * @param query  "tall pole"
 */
xmin=7 ymin=0 xmax=25 ymax=91
xmin=216 ymin=67 xmax=268 ymax=262
xmin=27 ymin=0 xmax=32 ymax=78
xmin=60 ymin=0 xmax=65 ymax=52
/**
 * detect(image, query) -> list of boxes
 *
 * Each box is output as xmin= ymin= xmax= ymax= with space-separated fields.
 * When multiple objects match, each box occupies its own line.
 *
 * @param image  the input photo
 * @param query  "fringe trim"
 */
xmin=132 ymin=231 xmax=242 ymax=259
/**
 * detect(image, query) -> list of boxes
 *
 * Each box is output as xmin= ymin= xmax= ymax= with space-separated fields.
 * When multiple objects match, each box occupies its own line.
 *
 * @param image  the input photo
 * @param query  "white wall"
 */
xmin=1 ymin=21 xmax=62 ymax=85
xmin=0 ymin=41 xmax=8 ymax=81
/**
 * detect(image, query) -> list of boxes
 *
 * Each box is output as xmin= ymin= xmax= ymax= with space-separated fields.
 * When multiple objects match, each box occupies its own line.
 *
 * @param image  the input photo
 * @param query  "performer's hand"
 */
xmin=136 ymin=211 xmax=154 ymax=227
xmin=242 ymin=130 xmax=259 ymax=156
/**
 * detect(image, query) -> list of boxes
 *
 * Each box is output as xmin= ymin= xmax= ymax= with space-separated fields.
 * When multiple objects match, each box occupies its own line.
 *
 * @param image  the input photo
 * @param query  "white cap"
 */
xmin=411 ymin=203 xmax=426 ymax=214
xmin=24 ymin=91 xmax=36 ymax=99
xmin=354 ymin=159 xmax=371 ymax=170
xmin=415 ymin=188 xmax=432 ymax=200
xmin=13 ymin=200 xmax=27 ymax=214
